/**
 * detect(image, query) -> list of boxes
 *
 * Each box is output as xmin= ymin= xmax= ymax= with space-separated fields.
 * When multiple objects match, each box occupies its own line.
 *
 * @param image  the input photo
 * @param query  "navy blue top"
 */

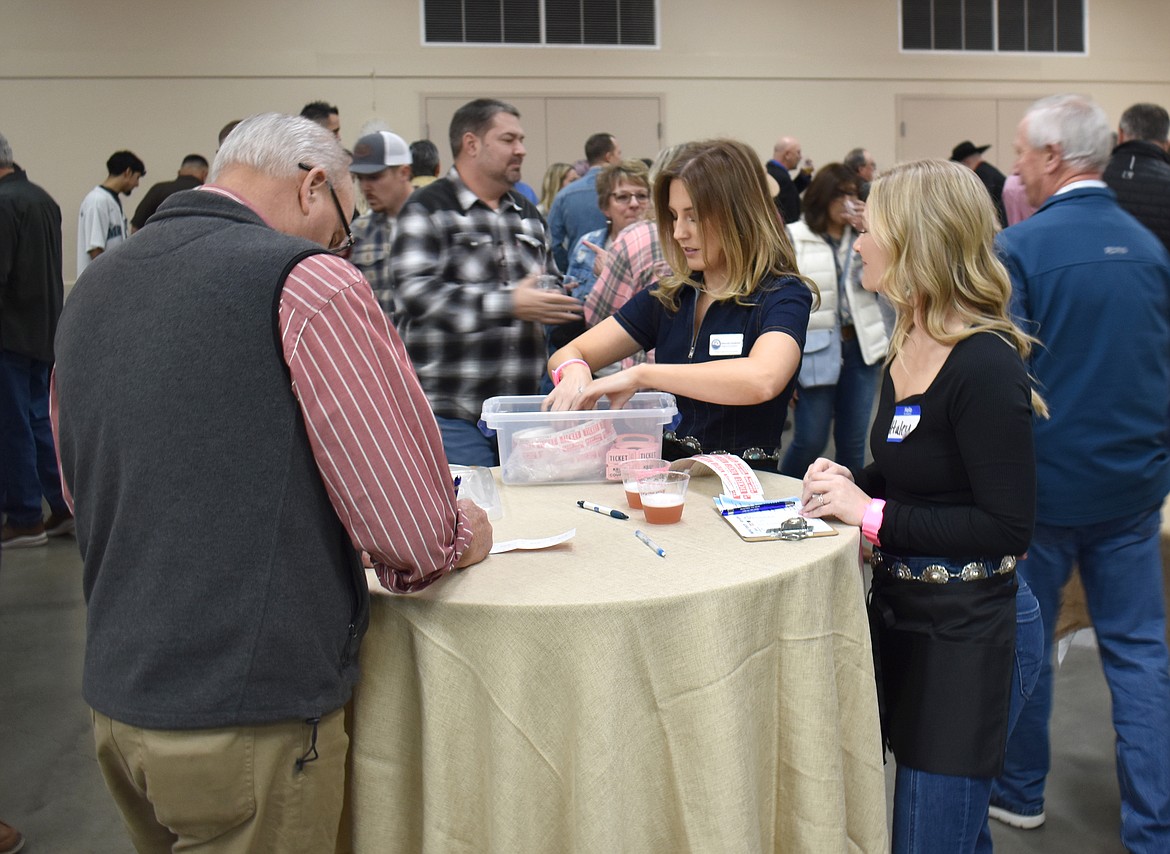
xmin=614 ymin=274 xmax=811 ymax=454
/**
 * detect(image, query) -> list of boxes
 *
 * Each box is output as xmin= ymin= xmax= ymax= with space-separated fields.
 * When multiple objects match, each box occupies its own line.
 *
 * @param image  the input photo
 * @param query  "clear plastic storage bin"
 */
xmin=480 ymin=392 xmax=678 ymax=485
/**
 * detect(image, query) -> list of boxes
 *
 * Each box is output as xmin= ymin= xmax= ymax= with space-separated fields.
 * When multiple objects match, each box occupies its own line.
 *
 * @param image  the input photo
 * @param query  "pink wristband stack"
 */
xmin=552 ymin=358 xmax=589 ymax=387
xmin=861 ymin=499 xmax=885 ymax=546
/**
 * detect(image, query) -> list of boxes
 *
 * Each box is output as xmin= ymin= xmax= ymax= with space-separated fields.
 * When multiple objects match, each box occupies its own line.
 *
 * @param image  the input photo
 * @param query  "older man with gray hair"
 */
xmin=990 ymin=94 xmax=1170 ymax=853
xmin=53 ymin=113 xmax=491 ymax=853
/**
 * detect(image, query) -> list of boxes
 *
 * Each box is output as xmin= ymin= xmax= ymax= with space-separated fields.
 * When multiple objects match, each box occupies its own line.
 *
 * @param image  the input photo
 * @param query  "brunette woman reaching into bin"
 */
xmin=800 ymin=158 xmax=1045 ymax=854
xmin=542 ymin=138 xmax=814 ymax=471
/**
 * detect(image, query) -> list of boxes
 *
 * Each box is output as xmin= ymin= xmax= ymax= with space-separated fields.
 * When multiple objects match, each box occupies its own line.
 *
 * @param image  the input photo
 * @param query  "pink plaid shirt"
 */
xmin=584 ymin=221 xmax=668 ymax=367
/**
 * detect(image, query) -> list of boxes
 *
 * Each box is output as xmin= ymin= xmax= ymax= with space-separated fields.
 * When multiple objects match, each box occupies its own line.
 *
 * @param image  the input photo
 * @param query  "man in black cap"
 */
xmin=348 ymin=130 xmax=414 ymax=318
xmin=951 ymin=139 xmax=1007 ymax=226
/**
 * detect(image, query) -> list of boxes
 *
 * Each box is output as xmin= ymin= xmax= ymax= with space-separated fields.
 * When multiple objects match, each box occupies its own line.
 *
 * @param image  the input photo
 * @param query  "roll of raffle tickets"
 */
xmin=501 ymin=419 xmax=664 ymax=483
xmin=605 ymin=434 xmax=662 ymax=480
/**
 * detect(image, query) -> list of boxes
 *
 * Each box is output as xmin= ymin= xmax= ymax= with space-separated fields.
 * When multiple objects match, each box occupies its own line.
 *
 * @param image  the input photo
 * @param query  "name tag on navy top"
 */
xmin=887 ymin=405 xmax=921 ymax=442
xmin=709 ymin=333 xmax=744 ymax=356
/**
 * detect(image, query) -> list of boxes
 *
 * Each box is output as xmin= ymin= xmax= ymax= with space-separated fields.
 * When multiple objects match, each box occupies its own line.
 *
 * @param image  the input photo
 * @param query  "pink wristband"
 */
xmin=861 ymin=499 xmax=885 ymax=546
xmin=552 ymin=358 xmax=589 ymax=386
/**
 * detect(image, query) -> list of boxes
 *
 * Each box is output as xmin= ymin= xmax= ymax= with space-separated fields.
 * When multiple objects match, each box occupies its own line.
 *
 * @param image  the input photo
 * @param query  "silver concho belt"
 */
xmin=871 ymin=551 xmax=1017 ymax=584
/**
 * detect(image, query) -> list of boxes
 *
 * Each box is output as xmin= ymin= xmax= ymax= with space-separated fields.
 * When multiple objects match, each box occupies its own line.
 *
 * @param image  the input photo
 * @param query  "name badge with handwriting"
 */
xmin=887 ymin=405 xmax=921 ymax=443
xmin=709 ymin=333 xmax=744 ymax=356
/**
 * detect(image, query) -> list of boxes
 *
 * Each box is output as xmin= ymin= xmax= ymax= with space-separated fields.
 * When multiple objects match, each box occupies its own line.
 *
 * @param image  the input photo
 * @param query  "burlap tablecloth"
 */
xmin=348 ymin=470 xmax=888 ymax=853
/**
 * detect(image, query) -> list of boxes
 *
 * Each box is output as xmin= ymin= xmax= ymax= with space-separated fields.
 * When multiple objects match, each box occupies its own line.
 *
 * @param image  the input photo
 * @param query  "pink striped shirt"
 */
xmin=279 ymin=252 xmax=474 ymax=593
xmin=51 ymin=183 xmax=473 ymax=594
xmin=198 ymin=185 xmax=472 ymax=592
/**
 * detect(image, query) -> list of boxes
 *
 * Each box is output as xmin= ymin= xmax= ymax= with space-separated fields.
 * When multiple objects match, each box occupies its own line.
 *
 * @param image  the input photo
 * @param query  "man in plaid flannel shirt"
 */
xmin=390 ymin=99 xmax=584 ymax=466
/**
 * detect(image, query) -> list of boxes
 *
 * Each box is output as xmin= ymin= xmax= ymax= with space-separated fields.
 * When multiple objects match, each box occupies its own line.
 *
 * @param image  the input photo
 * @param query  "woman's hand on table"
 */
xmin=800 ymin=457 xmax=870 ymax=527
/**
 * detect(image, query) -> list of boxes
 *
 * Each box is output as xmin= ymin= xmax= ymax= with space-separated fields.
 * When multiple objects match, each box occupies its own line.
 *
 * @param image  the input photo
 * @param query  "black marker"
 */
xmin=577 ymin=500 xmax=629 ymax=520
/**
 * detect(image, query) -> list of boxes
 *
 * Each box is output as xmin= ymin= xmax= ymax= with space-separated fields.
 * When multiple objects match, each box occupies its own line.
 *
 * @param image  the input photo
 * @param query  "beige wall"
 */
xmin=3 ymin=0 xmax=1169 ymax=282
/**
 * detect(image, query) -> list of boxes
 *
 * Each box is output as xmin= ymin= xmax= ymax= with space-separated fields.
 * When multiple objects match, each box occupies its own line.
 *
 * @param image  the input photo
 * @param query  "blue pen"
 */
xmin=577 ymin=500 xmax=630 ymax=520
xmin=720 ymin=500 xmax=797 ymax=517
xmin=634 ymin=529 xmax=666 ymax=557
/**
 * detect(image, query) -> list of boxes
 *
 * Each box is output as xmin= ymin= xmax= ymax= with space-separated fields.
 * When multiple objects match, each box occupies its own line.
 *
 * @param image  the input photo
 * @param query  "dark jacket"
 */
xmin=130 ymin=173 xmax=204 ymax=231
xmin=1103 ymin=140 xmax=1170 ymax=254
xmin=0 ymin=167 xmax=63 ymax=361
xmin=767 ymin=160 xmax=810 ymax=225
xmin=975 ymin=160 xmax=1008 ymax=228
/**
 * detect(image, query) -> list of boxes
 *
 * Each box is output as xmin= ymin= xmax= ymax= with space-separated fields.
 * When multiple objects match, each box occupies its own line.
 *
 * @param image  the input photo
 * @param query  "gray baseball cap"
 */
xmin=350 ymin=131 xmax=411 ymax=174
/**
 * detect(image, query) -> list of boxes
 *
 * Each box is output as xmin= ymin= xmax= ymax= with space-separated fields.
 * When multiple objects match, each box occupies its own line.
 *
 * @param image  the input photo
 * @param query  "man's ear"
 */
xmin=462 ymin=131 xmax=480 ymax=158
xmin=1042 ymin=144 xmax=1064 ymax=174
xmin=297 ymin=165 xmax=328 ymax=215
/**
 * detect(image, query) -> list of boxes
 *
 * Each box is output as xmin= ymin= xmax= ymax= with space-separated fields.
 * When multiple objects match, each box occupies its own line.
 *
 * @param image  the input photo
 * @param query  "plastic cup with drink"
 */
xmin=637 ymin=471 xmax=690 ymax=524
xmin=619 ymin=458 xmax=671 ymax=510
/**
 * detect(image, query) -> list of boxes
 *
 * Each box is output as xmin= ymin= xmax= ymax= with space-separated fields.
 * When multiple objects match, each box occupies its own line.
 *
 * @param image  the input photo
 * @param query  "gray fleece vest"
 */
xmin=55 ymin=189 xmax=367 ymax=729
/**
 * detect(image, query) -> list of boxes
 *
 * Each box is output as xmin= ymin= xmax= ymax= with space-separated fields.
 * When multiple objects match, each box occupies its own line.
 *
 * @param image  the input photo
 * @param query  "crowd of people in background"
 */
xmin=4 ymin=92 xmax=1170 ymax=853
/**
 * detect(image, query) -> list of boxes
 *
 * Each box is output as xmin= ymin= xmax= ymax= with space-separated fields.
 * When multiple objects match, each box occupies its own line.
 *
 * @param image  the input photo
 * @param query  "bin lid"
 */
xmin=481 ymin=391 xmax=677 ymax=426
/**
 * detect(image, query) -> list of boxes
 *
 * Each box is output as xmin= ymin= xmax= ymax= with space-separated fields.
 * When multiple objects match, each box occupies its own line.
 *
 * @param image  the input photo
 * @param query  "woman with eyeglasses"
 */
xmin=544 ymin=139 xmax=814 ymax=471
xmin=562 ymin=160 xmax=652 ymax=301
xmin=780 ymin=163 xmax=889 ymax=477
xmin=799 ymin=159 xmax=1045 ymax=853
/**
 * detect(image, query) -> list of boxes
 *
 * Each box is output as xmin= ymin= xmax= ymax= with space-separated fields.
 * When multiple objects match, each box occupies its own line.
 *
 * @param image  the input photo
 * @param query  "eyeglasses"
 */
xmin=610 ymin=191 xmax=650 ymax=205
xmin=298 ymin=162 xmax=354 ymax=254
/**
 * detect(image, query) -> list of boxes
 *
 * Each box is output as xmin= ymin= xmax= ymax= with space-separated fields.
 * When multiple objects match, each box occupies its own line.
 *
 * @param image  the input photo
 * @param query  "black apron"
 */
xmin=868 ymin=569 xmax=1017 ymax=777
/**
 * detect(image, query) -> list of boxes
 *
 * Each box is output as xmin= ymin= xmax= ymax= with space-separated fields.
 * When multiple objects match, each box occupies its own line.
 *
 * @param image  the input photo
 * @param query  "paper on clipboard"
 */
xmin=716 ymin=500 xmax=837 ymax=542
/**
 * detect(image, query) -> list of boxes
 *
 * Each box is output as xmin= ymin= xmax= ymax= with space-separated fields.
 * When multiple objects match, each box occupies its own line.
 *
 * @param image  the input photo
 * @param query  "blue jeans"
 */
xmin=992 ymin=506 xmax=1170 ymax=853
xmin=0 ymin=350 xmax=68 ymax=526
xmin=780 ymin=336 xmax=880 ymax=476
xmin=435 ymin=415 xmax=499 ymax=468
xmin=891 ymin=580 xmax=1043 ymax=854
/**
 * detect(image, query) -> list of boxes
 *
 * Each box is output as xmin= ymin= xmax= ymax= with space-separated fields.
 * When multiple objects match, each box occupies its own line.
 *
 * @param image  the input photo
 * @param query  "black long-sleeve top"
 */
xmin=854 ymin=332 xmax=1036 ymax=557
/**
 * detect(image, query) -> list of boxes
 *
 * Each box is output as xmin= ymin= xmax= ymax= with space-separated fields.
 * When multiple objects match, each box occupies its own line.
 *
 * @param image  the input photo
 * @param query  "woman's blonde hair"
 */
xmin=651 ymin=139 xmax=813 ymax=310
xmin=867 ymin=158 xmax=1047 ymax=416
xmin=539 ymin=162 xmax=576 ymax=213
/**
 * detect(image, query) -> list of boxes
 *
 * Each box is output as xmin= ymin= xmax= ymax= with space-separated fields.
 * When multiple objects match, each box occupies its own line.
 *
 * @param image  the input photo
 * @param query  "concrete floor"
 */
xmin=0 ymin=534 xmax=1130 ymax=853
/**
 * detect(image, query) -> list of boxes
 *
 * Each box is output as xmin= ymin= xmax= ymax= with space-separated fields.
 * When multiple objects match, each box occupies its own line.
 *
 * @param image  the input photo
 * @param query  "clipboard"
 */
xmin=718 ymin=502 xmax=838 ymax=542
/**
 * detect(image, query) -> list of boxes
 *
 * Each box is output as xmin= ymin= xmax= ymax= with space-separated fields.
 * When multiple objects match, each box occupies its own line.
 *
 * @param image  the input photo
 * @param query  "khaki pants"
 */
xmin=92 ymin=707 xmax=347 ymax=854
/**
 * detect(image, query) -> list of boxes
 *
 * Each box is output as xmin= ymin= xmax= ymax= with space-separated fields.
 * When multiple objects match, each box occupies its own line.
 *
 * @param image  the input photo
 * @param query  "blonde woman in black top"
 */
xmin=800 ymin=158 xmax=1045 ymax=854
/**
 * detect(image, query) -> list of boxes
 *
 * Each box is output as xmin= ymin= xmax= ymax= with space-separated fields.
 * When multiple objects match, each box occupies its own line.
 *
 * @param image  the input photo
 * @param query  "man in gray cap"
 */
xmin=349 ymin=130 xmax=414 ymax=317
xmin=951 ymin=139 xmax=1008 ymax=226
